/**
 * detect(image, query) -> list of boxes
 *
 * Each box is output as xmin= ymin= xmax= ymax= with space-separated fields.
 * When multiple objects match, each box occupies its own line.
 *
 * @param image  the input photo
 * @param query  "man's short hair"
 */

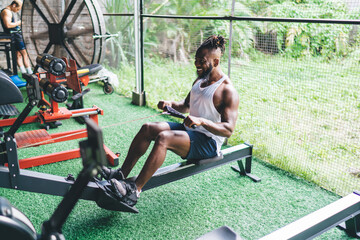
xmin=196 ymin=35 xmax=226 ymax=56
xmin=11 ymin=0 xmax=22 ymax=7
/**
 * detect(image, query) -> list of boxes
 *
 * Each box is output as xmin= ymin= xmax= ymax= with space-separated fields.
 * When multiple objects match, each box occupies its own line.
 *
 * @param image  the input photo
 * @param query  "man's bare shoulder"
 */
xmin=222 ymin=77 xmax=238 ymax=97
xmin=1 ymin=8 xmax=11 ymax=17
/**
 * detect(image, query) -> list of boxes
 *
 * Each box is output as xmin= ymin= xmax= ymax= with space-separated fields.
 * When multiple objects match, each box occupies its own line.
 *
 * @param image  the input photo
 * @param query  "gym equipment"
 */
xmin=0 ymin=65 xmax=118 ymax=168
xmin=94 ymin=107 xmax=261 ymax=213
xmin=0 ymin=70 xmax=22 ymax=120
xmin=77 ymin=64 xmax=114 ymax=95
xmin=0 ymin=118 xmax=108 ymax=240
xmin=163 ymin=106 xmax=196 ymax=128
xmin=260 ymin=191 xmax=360 ymax=240
xmin=0 ymin=54 xmax=97 ymax=130
xmin=0 ymin=77 xmax=129 ymax=213
xmin=36 ymin=53 xmax=67 ymax=76
xmin=10 ymin=75 xmax=27 ymax=88
xmin=0 ymin=71 xmax=23 ymax=105
xmin=21 ymin=0 xmax=107 ymax=67
xmin=95 ymin=143 xmax=259 ymax=214
xmin=199 ymin=191 xmax=360 ymax=239
xmin=0 ymin=32 xmax=17 ymax=76
xmin=143 ymin=143 xmax=260 ymax=191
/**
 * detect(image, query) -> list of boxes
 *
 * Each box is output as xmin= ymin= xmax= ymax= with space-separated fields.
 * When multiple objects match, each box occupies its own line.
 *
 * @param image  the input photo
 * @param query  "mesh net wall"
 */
xmin=231 ymin=22 xmax=360 ymax=196
xmin=99 ymin=0 xmax=360 ymax=196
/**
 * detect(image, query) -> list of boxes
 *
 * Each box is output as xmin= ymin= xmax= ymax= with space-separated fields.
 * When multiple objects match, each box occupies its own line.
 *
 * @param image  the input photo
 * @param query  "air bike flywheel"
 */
xmin=21 ymin=0 xmax=106 ymax=67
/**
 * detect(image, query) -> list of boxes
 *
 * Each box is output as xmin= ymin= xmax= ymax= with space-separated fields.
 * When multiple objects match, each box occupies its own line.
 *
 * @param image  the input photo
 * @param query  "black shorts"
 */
xmin=167 ymin=122 xmax=217 ymax=160
xmin=12 ymin=32 xmax=26 ymax=51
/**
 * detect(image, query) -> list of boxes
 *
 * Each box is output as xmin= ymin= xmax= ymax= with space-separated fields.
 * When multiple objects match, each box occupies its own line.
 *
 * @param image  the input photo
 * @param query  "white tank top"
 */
xmin=185 ymin=75 xmax=227 ymax=155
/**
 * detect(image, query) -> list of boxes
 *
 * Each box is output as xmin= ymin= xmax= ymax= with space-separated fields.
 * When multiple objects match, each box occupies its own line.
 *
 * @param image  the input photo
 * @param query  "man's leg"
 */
xmin=19 ymin=49 xmax=33 ymax=74
xmin=110 ymin=129 xmax=191 ymax=206
xmin=19 ymin=49 xmax=31 ymax=68
xmin=120 ymin=122 xmax=172 ymax=178
xmin=16 ymin=51 xmax=25 ymax=73
xmin=135 ymin=130 xmax=190 ymax=190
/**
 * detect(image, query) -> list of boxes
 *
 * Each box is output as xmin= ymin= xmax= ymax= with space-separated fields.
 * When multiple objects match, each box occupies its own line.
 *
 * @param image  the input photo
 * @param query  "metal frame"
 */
xmin=0 ymin=62 xmax=118 ymax=168
xmin=0 ymin=33 xmax=18 ymax=75
xmin=260 ymin=191 xmax=360 ymax=240
xmin=0 ymin=142 xmax=258 ymax=203
xmin=143 ymin=143 xmax=260 ymax=191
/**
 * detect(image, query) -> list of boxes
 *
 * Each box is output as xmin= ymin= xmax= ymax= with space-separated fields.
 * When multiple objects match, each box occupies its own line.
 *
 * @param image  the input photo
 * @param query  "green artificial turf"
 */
xmin=0 ymin=84 xmax=357 ymax=240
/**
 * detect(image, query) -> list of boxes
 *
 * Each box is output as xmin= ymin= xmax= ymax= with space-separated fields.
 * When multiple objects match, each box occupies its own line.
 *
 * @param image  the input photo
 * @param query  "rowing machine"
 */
xmin=198 ymin=191 xmax=360 ymax=239
xmin=94 ymin=107 xmax=260 ymax=213
xmin=0 ymin=119 xmax=121 ymax=240
xmin=0 ymin=54 xmax=93 ymax=129
xmin=260 ymin=191 xmax=360 ymax=239
xmin=0 ymin=70 xmax=118 ymax=169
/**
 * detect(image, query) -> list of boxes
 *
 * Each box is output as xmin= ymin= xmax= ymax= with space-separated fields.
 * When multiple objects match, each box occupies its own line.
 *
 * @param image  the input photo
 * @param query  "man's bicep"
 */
xmin=184 ymin=92 xmax=191 ymax=108
xmin=2 ymin=12 xmax=11 ymax=25
xmin=221 ymin=87 xmax=239 ymax=125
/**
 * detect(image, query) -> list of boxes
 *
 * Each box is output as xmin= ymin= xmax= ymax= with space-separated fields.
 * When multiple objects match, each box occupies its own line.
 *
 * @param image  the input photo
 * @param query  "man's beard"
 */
xmin=197 ymin=64 xmax=213 ymax=80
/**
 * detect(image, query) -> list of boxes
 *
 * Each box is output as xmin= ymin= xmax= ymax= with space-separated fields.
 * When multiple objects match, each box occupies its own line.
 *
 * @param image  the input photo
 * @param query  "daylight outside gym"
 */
xmin=0 ymin=0 xmax=359 ymax=239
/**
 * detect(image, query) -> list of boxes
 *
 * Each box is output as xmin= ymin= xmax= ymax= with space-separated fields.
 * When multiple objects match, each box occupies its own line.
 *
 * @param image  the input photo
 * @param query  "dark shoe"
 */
xmin=110 ymin=179 xmax=139 ymax=207
xmin=100 ymin=166 xmax=125 ymax=181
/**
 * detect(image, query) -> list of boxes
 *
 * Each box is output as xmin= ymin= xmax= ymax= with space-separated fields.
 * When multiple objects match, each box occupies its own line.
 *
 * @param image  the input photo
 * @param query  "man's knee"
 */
xmin=139 ymin=122 xmax=163 ymax=140
xmin=154 ymin=131 xmax=172 ymax=147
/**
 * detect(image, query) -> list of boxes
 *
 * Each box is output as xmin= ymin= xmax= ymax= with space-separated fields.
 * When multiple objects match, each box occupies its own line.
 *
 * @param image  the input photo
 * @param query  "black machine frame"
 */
xmin=259 ymin=191 xmax=360 ymax=239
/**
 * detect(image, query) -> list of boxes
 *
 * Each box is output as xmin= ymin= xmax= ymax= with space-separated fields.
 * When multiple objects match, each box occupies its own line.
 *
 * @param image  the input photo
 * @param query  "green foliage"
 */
xmin=102 ymin=0 xmax=360 ymax=65
xmin=102 ymin=0 xmax=135 ymax=66
xmin=267 ymin=0 xmax=360 ymax=59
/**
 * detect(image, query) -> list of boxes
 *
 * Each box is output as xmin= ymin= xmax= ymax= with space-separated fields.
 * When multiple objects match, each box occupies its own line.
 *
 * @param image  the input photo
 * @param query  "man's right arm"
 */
xmin=157 ymin=91 xmax=191 ymax=113
xmin=157 ymin=79 xmax=200 ymax=113
xmin=1 ymin=10 xmax=21 ymax=29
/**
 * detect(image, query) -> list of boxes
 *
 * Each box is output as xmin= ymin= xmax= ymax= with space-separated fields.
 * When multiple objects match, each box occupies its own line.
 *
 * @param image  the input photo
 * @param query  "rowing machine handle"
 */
xmin=163 ymin=106 xmax=197 ymax=129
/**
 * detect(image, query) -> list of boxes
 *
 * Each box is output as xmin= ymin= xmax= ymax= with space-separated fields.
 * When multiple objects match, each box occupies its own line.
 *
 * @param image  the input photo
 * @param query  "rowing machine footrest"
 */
xmin=15 ymin=129 xmax=53 ymax=148
xmin=95 ymin=180 xmax=139 ymax=213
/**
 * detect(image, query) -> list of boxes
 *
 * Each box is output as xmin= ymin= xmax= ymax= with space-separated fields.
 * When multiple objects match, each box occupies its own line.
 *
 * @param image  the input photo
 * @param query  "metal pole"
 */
xmin=227 ymin=0 xmax=235 ymax=78
xmin=140 ymin=0 xmax=144 ymax=93
xmin=132 ymin=0 xmax=146 ymax=106
xmin=141 ymin=14 xmax=360 ymax=25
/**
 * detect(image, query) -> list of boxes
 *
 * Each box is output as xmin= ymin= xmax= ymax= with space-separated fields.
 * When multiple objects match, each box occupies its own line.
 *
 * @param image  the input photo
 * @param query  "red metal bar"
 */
xmin=18 ymin=145 xmax=118 ymax=169
xmin=0 ymin=115 xmax=38 ymax=127
xmin=18 ymin=148 xmax=81 ymax=169
xmin=49 ymin=129 xmax=87 ymax=143
xmin=104 ymin=145 xmax=119 ymax=166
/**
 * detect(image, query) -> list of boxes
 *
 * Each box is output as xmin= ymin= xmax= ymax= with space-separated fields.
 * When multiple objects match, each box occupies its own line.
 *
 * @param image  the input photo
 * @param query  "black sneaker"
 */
xmin=110 ymin=179 xmax=139 ymax=207
xmin=100 ymin=167 xmax=125 ymax=181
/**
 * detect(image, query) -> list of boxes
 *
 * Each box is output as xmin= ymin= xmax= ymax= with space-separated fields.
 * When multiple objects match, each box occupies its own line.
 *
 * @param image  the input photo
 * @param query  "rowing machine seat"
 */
xmin=0 ymin=70 xmax=23 ymax=105
xmin=187 ymin=152 xmax=224 ymax=165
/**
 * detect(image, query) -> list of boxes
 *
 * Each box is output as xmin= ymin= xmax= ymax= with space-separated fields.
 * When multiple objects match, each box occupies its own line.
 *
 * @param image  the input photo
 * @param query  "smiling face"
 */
xmin=194 ymin=49 xmax=213 ymax=78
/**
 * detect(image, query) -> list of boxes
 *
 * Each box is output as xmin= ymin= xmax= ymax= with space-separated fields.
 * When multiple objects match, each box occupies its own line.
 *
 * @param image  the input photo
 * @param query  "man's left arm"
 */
xmin=184 ymin=85 xmax=239 ymax=138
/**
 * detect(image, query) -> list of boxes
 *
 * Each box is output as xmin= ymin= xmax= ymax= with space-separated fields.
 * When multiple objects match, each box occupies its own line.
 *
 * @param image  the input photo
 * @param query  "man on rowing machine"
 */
xmin=104 ymin=35 xmax=239 ymax=207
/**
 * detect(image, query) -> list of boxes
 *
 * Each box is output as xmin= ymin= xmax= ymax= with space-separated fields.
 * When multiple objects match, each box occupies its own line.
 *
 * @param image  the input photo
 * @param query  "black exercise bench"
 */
xmin=0 ymin=32 xmax=17 ymax=75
